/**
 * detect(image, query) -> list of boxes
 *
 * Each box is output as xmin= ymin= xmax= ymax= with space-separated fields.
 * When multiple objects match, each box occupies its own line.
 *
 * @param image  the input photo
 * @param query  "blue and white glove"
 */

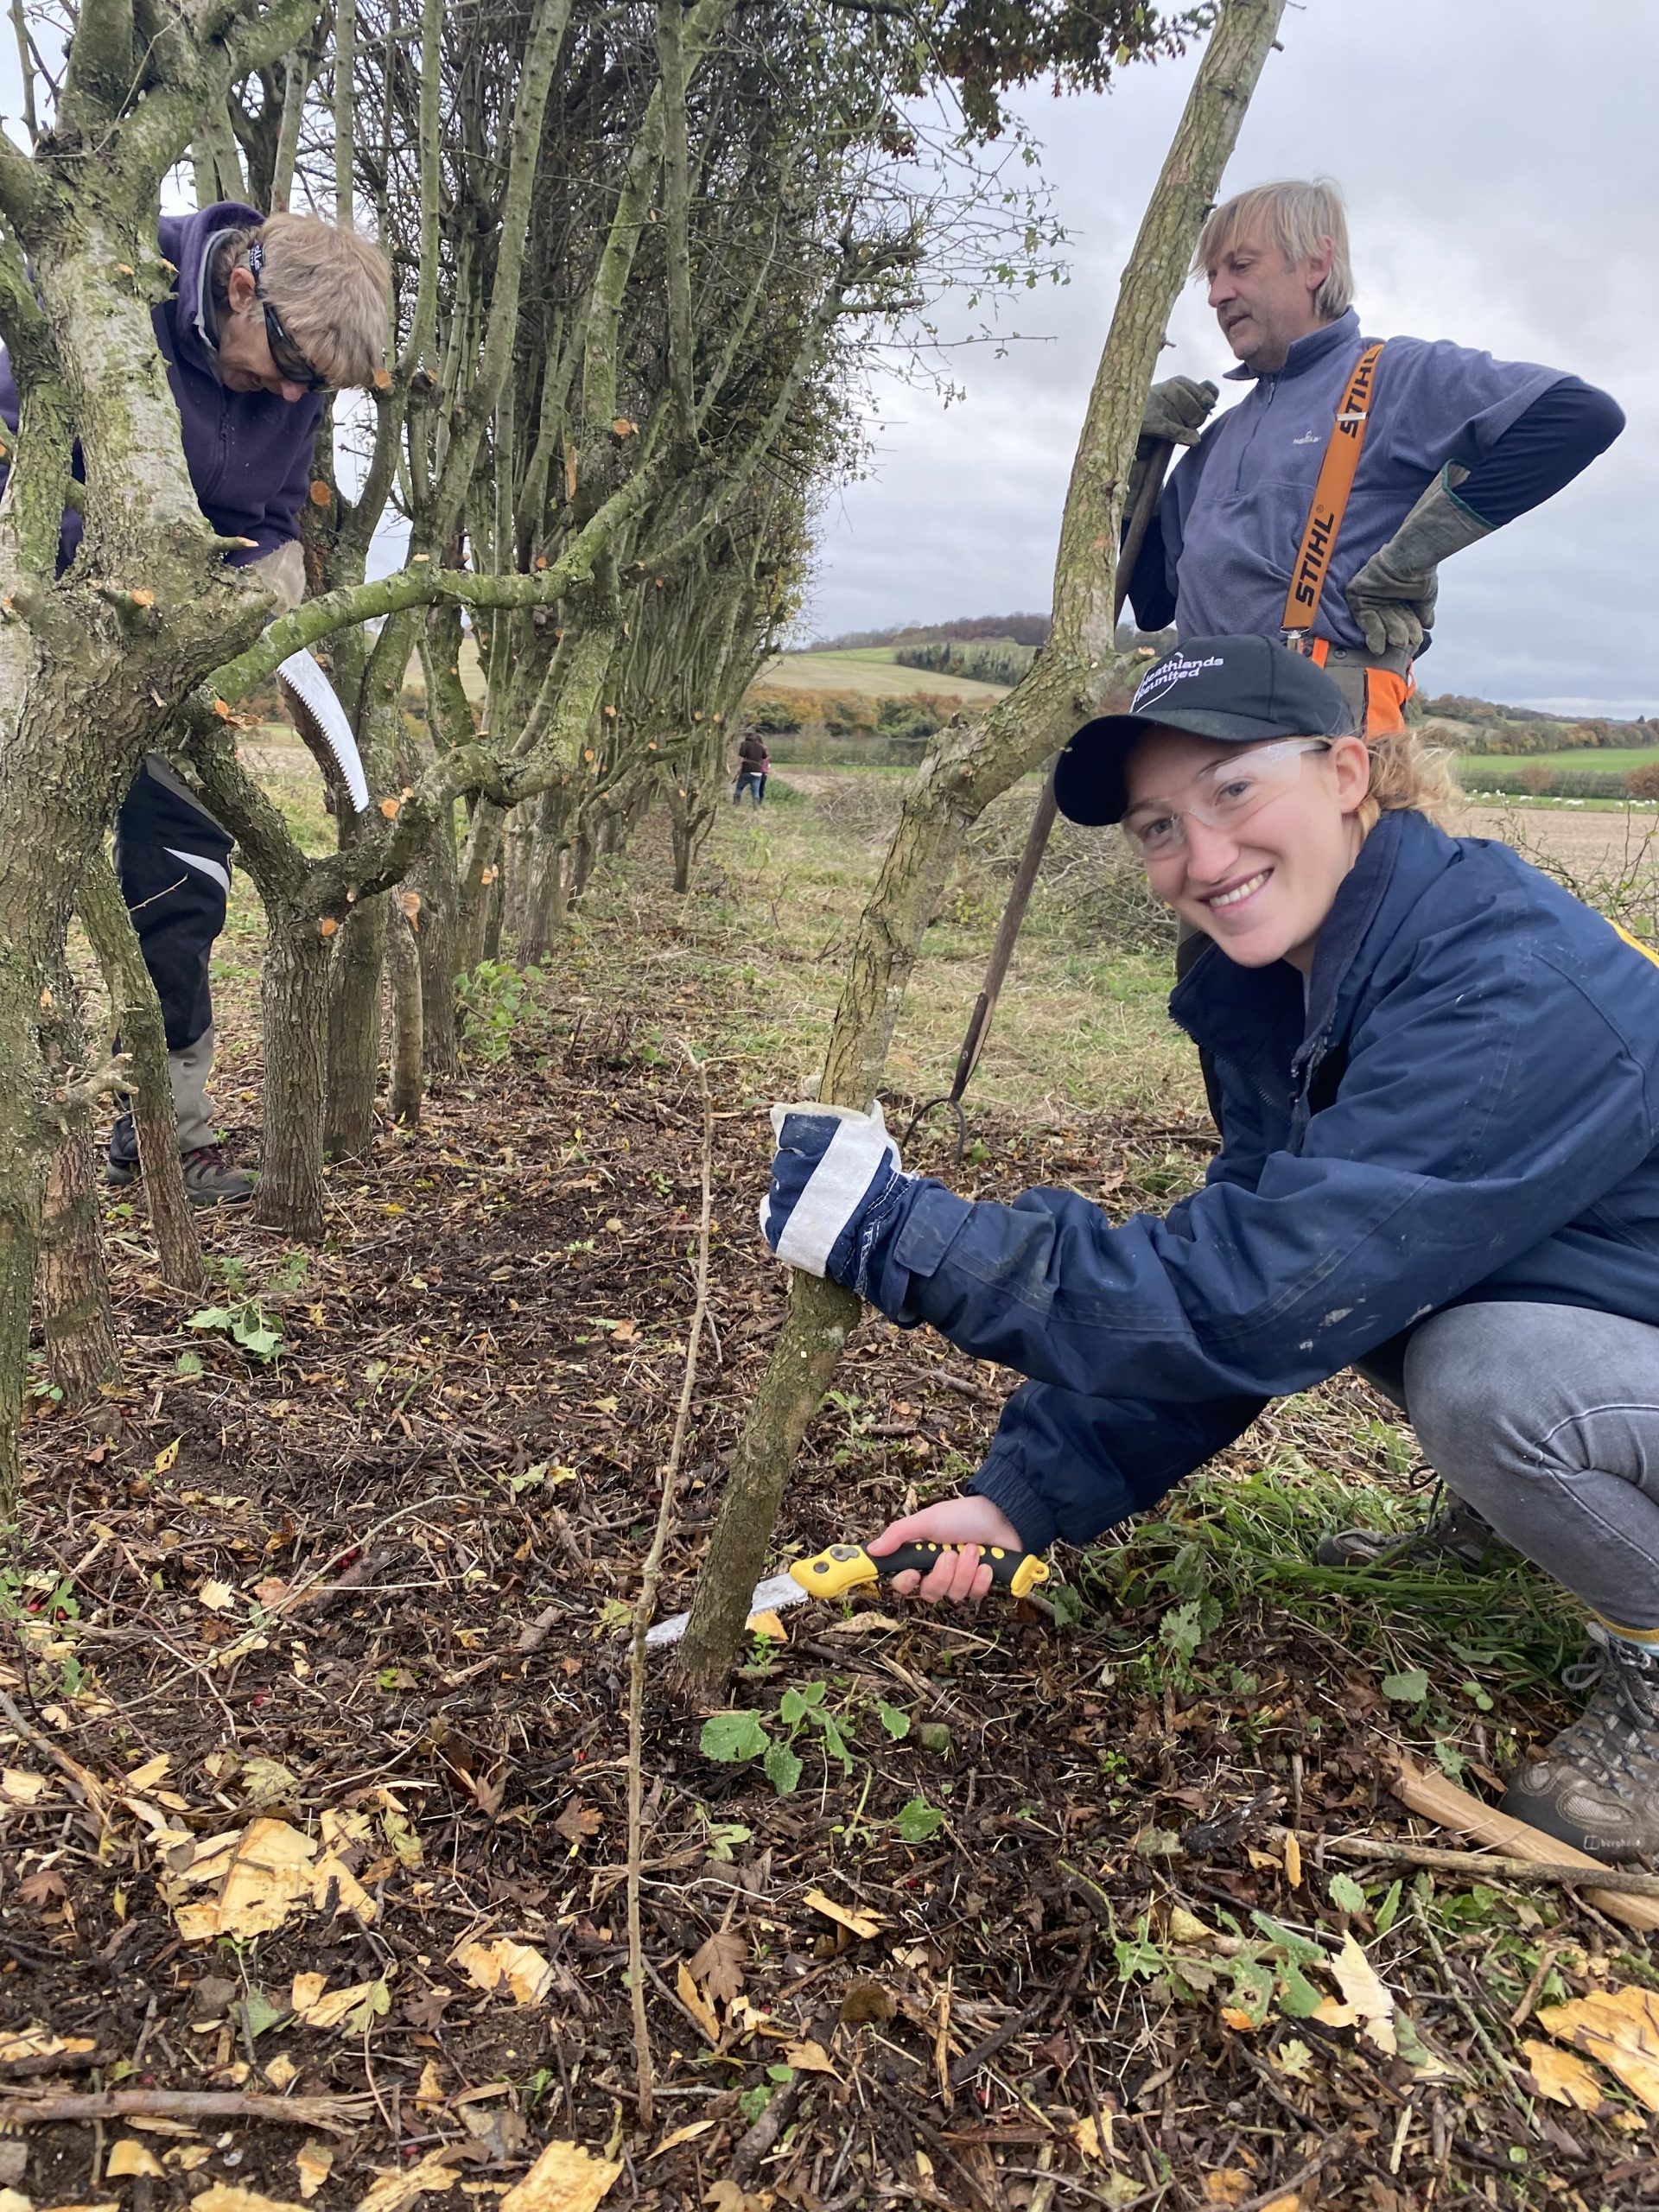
xmin=759 ymin=1101 xmax=909 ymax=1296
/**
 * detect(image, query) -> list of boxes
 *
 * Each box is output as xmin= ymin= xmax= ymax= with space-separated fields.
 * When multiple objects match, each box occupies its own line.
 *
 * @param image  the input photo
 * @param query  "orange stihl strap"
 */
xmin=1281 ymin=341 xmax=1386 ymax=648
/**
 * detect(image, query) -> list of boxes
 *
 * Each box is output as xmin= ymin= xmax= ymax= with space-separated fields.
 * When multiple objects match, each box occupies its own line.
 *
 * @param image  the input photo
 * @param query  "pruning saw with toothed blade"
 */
xmin=644 ymin=1540 xmax=1050 ymax=1647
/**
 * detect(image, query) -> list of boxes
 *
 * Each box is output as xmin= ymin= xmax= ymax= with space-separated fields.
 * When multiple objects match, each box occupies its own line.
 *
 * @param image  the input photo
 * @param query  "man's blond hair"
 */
xmin=255 ymin=214 xmax=391 ymax=390
xmin=1192 ymin=179 xmax=1354 ymax=321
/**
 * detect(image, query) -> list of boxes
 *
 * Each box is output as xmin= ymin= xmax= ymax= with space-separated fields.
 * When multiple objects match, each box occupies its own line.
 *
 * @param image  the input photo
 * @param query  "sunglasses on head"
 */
xmin=245 ymin=241 xmax=332 ymax=393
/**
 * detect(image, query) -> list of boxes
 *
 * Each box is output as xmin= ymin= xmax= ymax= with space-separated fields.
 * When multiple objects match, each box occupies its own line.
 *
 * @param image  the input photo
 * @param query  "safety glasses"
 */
xmin=245 ymin=242 xmax=332 ymax=394
xmin=1122 ymin=738 xmax=1332 ymax=865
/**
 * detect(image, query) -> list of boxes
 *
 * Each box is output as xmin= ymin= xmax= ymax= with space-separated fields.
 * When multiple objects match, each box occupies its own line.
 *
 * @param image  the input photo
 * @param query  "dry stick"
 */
xmin=1268 ymin=1824 xmax=1659 ymax=1900
xmin=626 ymin=1044 xmax=715 ymax=2130
xmin=0 ymin=2089 xmax=371 ymax=2133
xmin=673 ymin=0 xmax=1291 ymax=1693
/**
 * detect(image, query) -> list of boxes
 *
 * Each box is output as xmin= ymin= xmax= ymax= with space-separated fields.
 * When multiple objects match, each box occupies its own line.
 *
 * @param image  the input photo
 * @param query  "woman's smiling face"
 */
xmin=1122 ymin=724 xmax=1373 ymax=971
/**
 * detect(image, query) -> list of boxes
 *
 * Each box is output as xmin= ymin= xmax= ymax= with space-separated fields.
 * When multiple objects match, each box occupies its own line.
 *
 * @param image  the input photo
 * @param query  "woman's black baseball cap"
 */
xmin=1054 ymin=634 xmax=1357 ymax=828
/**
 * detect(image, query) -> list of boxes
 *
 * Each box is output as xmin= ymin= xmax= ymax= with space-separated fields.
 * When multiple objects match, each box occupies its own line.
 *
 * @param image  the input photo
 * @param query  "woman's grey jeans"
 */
xmin=1357 ymin=1302 xmax=1659 ymax=1636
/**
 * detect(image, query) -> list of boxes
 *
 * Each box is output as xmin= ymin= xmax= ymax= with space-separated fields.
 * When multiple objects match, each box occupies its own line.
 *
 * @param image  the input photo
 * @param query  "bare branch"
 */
xmin=655 ymin=0 xmax=695 ymax=439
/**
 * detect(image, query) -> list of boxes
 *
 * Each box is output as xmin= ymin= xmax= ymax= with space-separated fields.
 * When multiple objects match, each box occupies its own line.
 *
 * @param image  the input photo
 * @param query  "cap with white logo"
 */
xmin=1054 ymin=634 xmax=1356 ymax=827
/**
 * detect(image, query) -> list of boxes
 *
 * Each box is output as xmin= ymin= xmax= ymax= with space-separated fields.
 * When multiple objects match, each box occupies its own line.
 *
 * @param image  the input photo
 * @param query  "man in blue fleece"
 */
xmin=0 ymin=206 xmax=389 ymax=1201
xmin=1125 ymin=179 xmax=1623 ymax=736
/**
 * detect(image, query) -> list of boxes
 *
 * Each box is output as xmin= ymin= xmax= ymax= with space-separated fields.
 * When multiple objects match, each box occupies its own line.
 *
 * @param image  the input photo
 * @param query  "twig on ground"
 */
xmin=1270 ymin=1824 xmax=1659 ymax=1898
xmin=0 ymin=2089 xmax=372 ymax=2133
xmin=1227 ymin=2135 xmax=1351 ymax=2212
xmin=0 ymin=1690 xmax=109 ymax=1818
xmin=626 ymin=1041 xmax=715 ymax=2130
xmin=1410 ymin=1891 xmax=1530 ymax=2114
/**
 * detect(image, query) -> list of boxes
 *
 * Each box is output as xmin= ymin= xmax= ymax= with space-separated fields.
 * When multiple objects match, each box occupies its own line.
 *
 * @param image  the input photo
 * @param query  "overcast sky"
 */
xmin=810 ymin=0 xmax=1659 ymax=716
xmin=3 ymin=2 xmax=1651 ymax=710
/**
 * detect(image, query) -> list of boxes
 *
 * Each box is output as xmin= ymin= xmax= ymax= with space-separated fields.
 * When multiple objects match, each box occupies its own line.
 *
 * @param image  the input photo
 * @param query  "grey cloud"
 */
xmin=810 ymin=0 xmax=1658 ymax=713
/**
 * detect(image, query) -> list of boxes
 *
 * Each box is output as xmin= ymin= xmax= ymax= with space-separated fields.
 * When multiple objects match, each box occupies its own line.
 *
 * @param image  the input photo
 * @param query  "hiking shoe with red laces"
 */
xmin=181 ymin=1145 xmax=256 ymax=1205
xmin=1314 ymin=1483 xmax=1507 ymax=1573
xmin=1501 ymin=1624 xmax=1659 ymax=1860
xmin=106 ymin=1145 xmax=255 ymax=1206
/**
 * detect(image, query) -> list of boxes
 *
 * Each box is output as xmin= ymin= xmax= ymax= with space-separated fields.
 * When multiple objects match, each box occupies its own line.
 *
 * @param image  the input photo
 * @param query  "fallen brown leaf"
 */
xmin=453 ymin=1938 xmax=553 ymax=2005
xmin=105 ymin=2140 xmax=163 ymax=2179
xmin=1539 ymin=1982 xmax=1659 ymax=2111
xmin=1202 ymin=2174 xmax=1251 ymax=2208
xmin=1522 ymin=2039 xmax=1604 ymax=2113
xmin=0 ymin=2029 xmax=95 ymax=2063
xmin=686 ymin=1928 xmax=746 ymax=2005
xmin=781 ymin=2039 xmax=837 ymax=2077
xmin=356 ymin=2147 xmax=466 ymax=2212
xmin=804 ymin=1888 xmax=884 ymax=1940
xmin=296 ymin=2142 xmax=334 ymax=2202
xmin=553 ymin=1803 xmax=601 ymax=1846
xmin=675 ymin=1961 xmax=721 ymax=2044
xmin=648 ymin=2120 xmax=716 ymax=2158
xmin=194 ymin=2187 xmax=311 ymax=2212
xmin=498 ymin=2140 xmax=621 ymax=2212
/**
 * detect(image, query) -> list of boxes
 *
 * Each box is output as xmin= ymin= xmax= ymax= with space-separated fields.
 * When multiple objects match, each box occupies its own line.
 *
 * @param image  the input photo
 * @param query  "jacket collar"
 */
xmin=1223 ymin=307 xmax=1361 ymax=384
xmin=1168 ymin=810 xmax=1459 ymax=1084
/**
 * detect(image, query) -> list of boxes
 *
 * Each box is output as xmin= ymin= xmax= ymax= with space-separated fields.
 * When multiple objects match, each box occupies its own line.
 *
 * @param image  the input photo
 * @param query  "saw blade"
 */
xmin=645 ymin=1570 xmax=806 ymax=1647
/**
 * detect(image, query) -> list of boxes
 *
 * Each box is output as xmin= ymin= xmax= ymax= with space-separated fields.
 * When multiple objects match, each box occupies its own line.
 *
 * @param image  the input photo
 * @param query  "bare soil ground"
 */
xmin=10 ymin=793 xmax=1656 ymax=2212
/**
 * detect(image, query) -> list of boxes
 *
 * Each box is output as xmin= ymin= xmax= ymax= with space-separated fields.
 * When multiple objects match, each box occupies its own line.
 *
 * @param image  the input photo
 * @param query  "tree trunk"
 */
xmin=257 ymin=914 xmax=334 ymax=1242
xmin=387 ymin=903 xmax=424 ymax=1124
xmin=39 ymin=1127 xmax=119 ymax=1404
xmin=455 ymin=798 xmax=507 ymax=972
xmin=76 ymin=856 xmax=203 ymax=1296
xmin=481 ymin=866 xmax=505 ymax=962
xmin=35 ymin=962 xmax=120 ymax=1405
xmin=518 ymin=786 xmax=571 ymax=961
xmin=674 ymin=0 xmax=1290 ymax=1693
xmin=411 ymin=804 xmax=461 ymax=1078
xmin=325 ymin=893 xmax=387 ymax=1159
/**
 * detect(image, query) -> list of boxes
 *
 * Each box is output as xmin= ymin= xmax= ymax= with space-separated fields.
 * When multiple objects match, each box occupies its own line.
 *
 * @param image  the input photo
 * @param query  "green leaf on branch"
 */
xmin=877 ymin=1700 xmax=911 ymax=1740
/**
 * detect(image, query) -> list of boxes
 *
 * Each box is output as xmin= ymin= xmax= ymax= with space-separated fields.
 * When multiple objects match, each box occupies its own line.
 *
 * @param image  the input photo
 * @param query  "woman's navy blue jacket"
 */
xmin=859 ymin=809 xmax=1659 ymax=1552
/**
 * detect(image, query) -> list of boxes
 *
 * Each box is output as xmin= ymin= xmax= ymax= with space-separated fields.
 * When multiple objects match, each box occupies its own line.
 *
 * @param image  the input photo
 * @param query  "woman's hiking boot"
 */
xmin=1314 ymin=1482 xmax=1507 ymax=1573
xmin=1501 ymin=1624 xmax=1659 ymax=1859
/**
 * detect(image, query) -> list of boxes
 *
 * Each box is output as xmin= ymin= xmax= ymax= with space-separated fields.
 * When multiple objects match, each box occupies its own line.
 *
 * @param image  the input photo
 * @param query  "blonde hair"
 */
xmin=251 ymin=214 xmax=391 ymax=390
xmin=1357 ymin=723 xmax=1458 ymax=834
xmin=1193 ymin=179 xmax=1354 ymax=321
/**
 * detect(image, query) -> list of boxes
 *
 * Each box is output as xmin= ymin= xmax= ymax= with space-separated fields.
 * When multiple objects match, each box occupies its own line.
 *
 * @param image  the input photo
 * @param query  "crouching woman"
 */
xmin=759 ymin=634 xmax=1659 ymax=1861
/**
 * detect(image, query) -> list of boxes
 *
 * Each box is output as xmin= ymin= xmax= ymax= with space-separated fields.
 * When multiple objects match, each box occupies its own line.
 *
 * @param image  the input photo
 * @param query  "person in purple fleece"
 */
xmin=0 ymin=205 xmax=390 ymax=1203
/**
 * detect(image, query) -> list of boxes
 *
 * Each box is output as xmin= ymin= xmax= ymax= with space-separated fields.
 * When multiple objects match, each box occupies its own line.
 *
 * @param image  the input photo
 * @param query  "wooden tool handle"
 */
xmin=1392 ymin=1756 xmax=1659 ymax=1934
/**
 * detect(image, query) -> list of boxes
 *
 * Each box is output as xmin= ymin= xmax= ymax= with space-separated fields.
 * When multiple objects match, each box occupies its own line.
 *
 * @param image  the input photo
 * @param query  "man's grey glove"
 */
xmin=248 ymin=539 xmax=305 ymax=619
xmin=1141 ymin=377 xmax=1218 ymax=450
xmin=1344 ymin=465 xmax=1492 ymax=657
